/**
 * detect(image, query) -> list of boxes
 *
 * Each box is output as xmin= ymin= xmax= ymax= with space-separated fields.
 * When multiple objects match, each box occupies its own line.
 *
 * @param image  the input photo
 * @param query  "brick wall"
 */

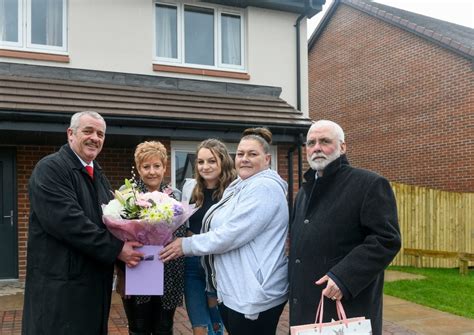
xmin=308 ymin=4 xmax=473 ymax=192
xmin=277 ymin=144 xmax=310 ymax=200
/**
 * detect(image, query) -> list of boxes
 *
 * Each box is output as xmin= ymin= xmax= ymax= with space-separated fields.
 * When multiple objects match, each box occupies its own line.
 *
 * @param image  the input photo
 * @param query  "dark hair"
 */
xmin=240 ymin=127 xmax=272 ymax=153
xmin=192 ymin=139 xmax=237 ymax=207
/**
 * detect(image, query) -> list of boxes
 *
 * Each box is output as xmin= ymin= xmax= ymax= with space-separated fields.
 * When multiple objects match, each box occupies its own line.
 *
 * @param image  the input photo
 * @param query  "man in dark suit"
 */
xmin=22 ymin=111 xmax=143 ymax=335
xmin=289 ymin=120 xmax=401 ymax=335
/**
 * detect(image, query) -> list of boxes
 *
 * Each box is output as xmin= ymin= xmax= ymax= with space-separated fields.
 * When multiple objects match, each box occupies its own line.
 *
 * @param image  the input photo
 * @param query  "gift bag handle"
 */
xmin=314 ymin=292 xmax=349 ymax=327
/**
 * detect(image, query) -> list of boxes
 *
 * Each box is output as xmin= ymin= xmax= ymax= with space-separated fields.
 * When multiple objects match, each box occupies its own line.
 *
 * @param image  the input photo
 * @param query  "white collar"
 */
xmin=70 ymin=147 xmax=94 ymax=168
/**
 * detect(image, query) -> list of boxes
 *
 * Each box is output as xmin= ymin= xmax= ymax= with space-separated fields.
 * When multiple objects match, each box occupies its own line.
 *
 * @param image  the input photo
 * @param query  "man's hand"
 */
xmin=159 ymin=238 xmax=184 ymax=262
xmin=118 ymin=241 xmax=144 ymax=268
xmin=316 ymin=275 xmax=343 ymax=301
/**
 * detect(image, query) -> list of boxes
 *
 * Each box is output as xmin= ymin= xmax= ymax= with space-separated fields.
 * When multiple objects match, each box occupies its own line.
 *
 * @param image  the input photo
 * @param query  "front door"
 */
xmin=0 ymin=149 xmax=18 ymax=279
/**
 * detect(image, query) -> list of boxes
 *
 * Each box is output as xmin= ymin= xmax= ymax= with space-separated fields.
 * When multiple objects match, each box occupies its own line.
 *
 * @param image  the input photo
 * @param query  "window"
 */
xmin=0 ymin=0 xmax=67 ymax=52
xmin=184 ymin=6 xmax=214 ymax=66
xmin=155 ymin=2 xmax=244 ymax=71
xmin=171 ymin=141 xmax=278 ymax=190
xmin=155 ymin=3 xmax=177 ymax=59
xmin=221 ymin=13 xmax=241 ymax=66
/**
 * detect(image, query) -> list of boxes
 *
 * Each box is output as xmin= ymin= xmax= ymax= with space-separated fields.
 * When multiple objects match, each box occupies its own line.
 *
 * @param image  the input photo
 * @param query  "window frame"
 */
xmin=171 ymin=141 xmax=278 ymax=189
xmin=0 ymin=0 xmax=23 ymax=48
xmin=182 ymin=3 xmax=217 ymax=68
xmin=154 ymin=1 xmax=245 ymax=72
xmin=217 ymin=10 xmax=244 ymax=70
xmin=154 ymin=2 xmax=181 ymax=64
xmin=0 ymin=0 xmax=68 ymax=54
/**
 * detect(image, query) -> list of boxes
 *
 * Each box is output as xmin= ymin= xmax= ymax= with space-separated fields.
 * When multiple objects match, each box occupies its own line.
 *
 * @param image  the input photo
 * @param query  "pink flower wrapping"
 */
xmin=102 ymin=206 xmax=194 ymax=245
xmin=102 ymin=181 xmax=196 ymax=245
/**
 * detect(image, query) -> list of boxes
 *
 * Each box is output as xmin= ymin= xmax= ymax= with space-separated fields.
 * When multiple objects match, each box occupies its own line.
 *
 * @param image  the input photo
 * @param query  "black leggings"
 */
xmin=219 ymin=301 xmax=286 ymax=335
xmin=122 ymin=296 xmax=175 ymax=335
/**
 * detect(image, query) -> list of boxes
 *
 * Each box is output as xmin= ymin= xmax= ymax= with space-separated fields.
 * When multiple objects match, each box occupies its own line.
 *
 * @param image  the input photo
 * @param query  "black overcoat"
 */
xmin=22 ymin=144 xmax=124 ymax=335
xmin=289 ymin=155 xmax=401 ymax=335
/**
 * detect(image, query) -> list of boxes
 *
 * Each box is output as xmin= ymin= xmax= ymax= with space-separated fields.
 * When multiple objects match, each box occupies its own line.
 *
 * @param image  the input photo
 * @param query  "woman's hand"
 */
xmin=160 ymin=238 xmax=184 ymax=262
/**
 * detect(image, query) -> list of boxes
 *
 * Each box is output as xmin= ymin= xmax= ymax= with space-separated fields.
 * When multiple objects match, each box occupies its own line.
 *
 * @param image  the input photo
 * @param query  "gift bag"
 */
xmin=290 ymin=292 xmax=372 ymax=334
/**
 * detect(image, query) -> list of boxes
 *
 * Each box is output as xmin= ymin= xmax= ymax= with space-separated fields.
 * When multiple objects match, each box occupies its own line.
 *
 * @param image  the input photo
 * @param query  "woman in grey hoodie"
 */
xmin=161 ymin=128 xmax=289 ymax=335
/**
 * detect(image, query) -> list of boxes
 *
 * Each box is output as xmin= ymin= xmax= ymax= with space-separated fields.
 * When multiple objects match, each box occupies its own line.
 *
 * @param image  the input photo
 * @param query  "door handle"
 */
xmin=3 ymin=210 xmax=13 ymax=227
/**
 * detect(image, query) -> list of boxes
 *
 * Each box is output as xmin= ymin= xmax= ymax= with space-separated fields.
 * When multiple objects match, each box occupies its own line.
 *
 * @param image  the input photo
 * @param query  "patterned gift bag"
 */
xmin=290 ymin=293 xmax=372 ymax=335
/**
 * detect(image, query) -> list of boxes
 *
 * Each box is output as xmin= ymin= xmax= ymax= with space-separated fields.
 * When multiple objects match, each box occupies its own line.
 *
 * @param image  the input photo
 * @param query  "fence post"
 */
xmin=459 ymin=256 xmax=468 ymax=275
xmin=414 ymin=255 xmax=421 ymax=268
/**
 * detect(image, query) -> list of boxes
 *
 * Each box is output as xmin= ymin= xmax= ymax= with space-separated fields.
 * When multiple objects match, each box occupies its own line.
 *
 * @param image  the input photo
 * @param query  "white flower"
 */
xmin=102 ymin=199 xmax=124 ymax=219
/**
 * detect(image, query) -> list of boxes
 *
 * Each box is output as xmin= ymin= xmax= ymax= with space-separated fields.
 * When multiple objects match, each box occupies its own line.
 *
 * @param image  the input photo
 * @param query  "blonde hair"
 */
xmin=192 ymin=139 xmax=236 ymax=207
xmin=134 ymin=141 xmax=168 ymax=168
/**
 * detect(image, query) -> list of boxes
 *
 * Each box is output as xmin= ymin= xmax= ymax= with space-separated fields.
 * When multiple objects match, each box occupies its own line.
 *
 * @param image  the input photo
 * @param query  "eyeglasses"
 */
xmin=305 ymin=138 xmax=333 ymax=148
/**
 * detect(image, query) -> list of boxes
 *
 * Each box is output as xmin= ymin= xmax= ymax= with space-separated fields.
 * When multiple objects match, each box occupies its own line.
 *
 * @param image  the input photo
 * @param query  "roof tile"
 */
xmin=449 ymin=40 xmax=462 ymax=49
xmin=423 ymin=29 xmax=434 ymax=37
xmin=400 ymin=19 xmax=409 ymax=27
xmin=415 ymin=26 xmax=425 ymax=34
xmin=441 ymin=36 xmax=452 ymax=44
xmin=0 ymin=75 xmax=311 ymax=128
xmin=432 ymin=32 xmax=443 ymax=41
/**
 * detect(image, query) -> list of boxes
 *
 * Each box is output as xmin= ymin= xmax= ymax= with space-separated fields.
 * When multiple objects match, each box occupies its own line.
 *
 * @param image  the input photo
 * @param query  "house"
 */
xmin=0 ymin=0 xmax=325 ymax=280
xmin=308 ymin=0 xmax=473 ymax=192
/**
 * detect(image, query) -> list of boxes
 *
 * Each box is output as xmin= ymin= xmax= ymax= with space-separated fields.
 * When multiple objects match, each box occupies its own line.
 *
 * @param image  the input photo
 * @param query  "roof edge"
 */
xmin=0 ymin=110 xmax=311 ymax=142
xmin=308 ymin=0 xmax=340 ymax=49
xmin=202 ymin=0 xmax=325 ymax=18
xmin=309 ymin=0 xmax=474 ymax=60
xmin=0 ymin=62 xmax=283 ymax=99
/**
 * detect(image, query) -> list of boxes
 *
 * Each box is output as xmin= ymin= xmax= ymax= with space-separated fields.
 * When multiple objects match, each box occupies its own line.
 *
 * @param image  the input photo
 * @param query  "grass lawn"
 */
xmin=384 ymin=266 xmax=474 ymax=319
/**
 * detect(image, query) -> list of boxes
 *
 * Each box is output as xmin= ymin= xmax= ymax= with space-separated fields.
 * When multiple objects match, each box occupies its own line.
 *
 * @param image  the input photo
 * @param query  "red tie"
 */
xmin=85 ymin=165 xmax=94 ymax=179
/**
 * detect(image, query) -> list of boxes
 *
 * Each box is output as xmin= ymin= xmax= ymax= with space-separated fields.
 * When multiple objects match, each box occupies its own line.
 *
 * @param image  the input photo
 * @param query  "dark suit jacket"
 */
xmin=289 ymin=155 xmax=401 ymax=335
xmin=22 ymin=144 xmax=124 ymax=335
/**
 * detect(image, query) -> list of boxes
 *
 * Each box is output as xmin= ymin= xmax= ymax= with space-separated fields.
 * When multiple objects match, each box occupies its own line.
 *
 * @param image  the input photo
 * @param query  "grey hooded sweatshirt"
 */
xmin=182 ymin=169 xmax=289 ymax=315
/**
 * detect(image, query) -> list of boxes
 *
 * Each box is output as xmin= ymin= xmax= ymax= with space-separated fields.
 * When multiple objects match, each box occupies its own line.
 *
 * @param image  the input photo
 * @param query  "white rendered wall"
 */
xmin=0 ymin=0 xmax=309 ymax=115
xmin=246 ymin=7 xmax=308 ymax=115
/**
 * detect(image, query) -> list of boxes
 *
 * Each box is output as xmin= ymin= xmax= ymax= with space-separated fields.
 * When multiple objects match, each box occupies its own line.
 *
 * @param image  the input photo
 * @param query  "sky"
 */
xmin=307 ymin=0 xmax=474 ymax=38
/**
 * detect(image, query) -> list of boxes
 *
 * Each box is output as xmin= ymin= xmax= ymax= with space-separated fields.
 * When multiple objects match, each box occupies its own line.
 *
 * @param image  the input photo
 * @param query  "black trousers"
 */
xmin=219 ymin=301 xmax=286 ymax=335
xmin=122 ymin=296 xmax=175 ymax=335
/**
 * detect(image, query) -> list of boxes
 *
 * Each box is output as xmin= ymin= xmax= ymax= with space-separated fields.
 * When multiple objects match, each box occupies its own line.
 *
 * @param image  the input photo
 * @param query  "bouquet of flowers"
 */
xmin=102 ymin=179 xmax=196 ymax=246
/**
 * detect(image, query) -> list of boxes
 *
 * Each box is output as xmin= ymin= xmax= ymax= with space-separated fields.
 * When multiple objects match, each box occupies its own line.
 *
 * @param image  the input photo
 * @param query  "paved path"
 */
xmin=1 ymin=275 xmax=474 ymax=334
xmin=0 ymin=296 xmax=412 ymax=335
xmin=383 ymin=295 xmax=474 ymax=335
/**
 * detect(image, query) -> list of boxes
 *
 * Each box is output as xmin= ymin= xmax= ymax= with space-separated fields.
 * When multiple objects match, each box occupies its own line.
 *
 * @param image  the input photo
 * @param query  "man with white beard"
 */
xmin=288 ymin=120 xmax=401 ymax=335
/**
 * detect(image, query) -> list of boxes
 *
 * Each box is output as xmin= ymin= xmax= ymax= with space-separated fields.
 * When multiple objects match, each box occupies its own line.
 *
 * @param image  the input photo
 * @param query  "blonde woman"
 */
xmin=117 ymin=141 xmax=185 ymax=335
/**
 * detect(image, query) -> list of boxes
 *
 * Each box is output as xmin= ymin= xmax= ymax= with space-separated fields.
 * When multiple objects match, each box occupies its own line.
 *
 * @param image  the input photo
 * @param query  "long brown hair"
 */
xmin=192 ymin=139 xmax=236 ymax=207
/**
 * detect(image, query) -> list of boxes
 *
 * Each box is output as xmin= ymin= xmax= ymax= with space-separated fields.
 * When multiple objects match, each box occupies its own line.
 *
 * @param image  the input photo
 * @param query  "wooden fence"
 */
xmin=390 ymin=182 xmax=474 ymax=268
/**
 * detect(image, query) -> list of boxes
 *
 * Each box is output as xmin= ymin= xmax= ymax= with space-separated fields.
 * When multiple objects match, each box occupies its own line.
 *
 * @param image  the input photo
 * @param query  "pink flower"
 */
xmin=135 ymin=198 xmax=152 ymax=208
xmin=162 ymin=185 xmax=174 ymax=196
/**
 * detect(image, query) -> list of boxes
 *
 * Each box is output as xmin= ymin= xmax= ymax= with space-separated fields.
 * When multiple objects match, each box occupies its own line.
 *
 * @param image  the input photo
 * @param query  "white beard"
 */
xmin=308 ymin=149 xmax=341 ymax=171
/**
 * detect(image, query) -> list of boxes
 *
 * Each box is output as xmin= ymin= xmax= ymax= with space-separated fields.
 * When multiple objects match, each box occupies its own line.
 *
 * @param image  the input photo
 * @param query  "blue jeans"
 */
xmin=184 ymin=256 xmax=224 ymax=335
